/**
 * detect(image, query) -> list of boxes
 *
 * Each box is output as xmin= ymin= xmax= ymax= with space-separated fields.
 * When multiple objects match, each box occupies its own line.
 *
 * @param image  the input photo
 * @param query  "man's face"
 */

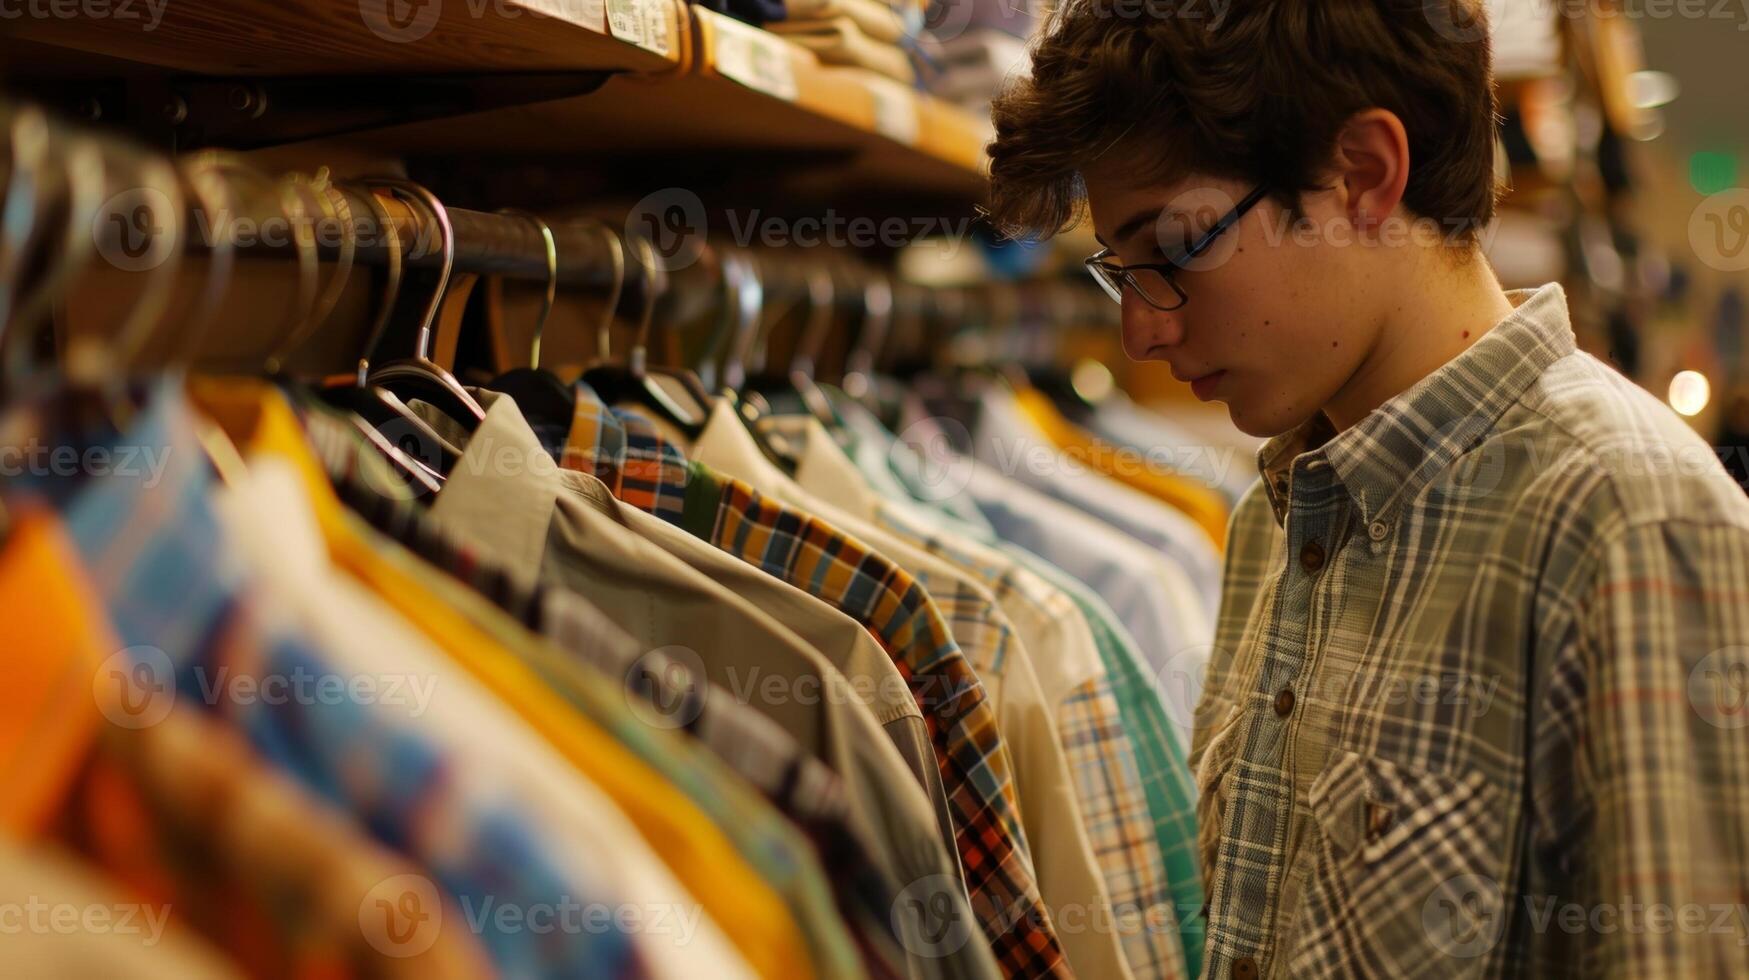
xmin=1083 ymin=166 xmax=1385 ymax=438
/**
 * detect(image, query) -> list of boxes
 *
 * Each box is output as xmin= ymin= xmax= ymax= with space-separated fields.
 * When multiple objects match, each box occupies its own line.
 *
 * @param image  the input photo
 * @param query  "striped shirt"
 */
xmin=1194 ymin=284 xmax=1749 ymax=978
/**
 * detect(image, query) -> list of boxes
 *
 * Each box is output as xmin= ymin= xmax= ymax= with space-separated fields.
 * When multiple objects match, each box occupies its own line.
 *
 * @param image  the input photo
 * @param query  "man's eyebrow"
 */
xmin=1095 ymin=206 xmax=1174 ymax=250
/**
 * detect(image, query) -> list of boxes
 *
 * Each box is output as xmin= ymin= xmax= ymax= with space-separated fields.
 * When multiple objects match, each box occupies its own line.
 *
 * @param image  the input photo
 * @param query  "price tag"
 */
xmin=607 ymin=0 xmax=645 ymax=46
xmin=639 ymin=0 xmax=673 ymax=57
xmin=523 ymin=0 xmax=605 ymax=33
xmin=865 ymin=76 xmax=920 ymax=146
xmin=712 ymin=15 xmax=799 ymax=101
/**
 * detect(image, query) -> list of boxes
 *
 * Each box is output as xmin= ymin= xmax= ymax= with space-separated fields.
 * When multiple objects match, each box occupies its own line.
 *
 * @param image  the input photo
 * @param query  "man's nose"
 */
xmin=1120 ymin=290 xmax=1185 ymax=361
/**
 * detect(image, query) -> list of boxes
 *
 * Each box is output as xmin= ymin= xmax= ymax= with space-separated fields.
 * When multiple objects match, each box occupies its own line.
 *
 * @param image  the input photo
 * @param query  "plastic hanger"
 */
xmin=362 ymin=178 xmax=487 ymax=432
xmin=481 ymin=208 xmax=575 ymax=431
xmin=579 ymin=232 xmax=712 ymax=438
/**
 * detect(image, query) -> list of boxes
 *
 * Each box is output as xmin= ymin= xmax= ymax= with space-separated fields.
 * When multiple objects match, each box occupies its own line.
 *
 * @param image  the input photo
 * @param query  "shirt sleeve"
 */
xmin=1578 ymin=515 xmax=1749 ymax=976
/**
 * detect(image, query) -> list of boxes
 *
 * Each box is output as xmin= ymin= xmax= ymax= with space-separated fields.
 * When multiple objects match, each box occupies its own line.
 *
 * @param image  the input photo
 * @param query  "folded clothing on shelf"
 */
xmin=926 ymin=27 xmax=1029 ymax=109
xmin=768 ymin=15 xmax=918 ymax=83
xmin=779 ymin=0 xmax=917 ymax=43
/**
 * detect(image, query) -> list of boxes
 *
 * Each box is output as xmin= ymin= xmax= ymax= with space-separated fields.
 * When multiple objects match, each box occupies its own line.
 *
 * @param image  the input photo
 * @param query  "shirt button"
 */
xmin=1367 ymin=802 xmax=1395 ymax=839
xmin=1233 ymin=956 xmax=1260 ymax=979
xmin=1274 ymin=688 xmax=1295 ymax=717
xmin=1300 ymin=540 xmax=1326 ymax=573
xmin=1368 ymin=521 xmax=1390 ymax=541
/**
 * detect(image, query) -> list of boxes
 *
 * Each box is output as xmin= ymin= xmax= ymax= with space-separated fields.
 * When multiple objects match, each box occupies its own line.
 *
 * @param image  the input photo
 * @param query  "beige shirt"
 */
xmin=695 ymin=401 xmax=1136 ymax=980
xmin=422 ymin=393 xmax=1000 ymax=980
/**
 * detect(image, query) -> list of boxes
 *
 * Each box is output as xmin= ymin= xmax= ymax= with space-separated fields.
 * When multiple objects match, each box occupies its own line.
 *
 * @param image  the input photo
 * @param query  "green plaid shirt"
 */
xmin=1193 ymin=284 xmax=1749 ymax=978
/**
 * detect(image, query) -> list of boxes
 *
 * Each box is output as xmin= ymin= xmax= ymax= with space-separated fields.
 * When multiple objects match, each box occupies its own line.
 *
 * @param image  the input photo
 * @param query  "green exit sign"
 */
xmin=1692 ymin=151 xmax=1739 ymax=196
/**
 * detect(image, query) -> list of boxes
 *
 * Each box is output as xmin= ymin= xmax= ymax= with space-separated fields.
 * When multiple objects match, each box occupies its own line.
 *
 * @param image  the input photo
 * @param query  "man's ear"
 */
xmin=1328 ymin=109 xmax=1411 ymax=235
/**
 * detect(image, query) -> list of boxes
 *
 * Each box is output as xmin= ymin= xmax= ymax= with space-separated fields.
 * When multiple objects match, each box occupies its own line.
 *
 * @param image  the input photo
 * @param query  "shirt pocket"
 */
xmin=1287 ymin=751 xmax=1504 ymax=979
xmin=1193 ymin=700 xmax=1246 ymax=892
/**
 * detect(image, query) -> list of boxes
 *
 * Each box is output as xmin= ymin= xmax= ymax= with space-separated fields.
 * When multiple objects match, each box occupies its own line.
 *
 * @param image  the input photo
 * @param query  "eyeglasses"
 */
xmin=1084 ymin=184 xmax=1271 ymax=311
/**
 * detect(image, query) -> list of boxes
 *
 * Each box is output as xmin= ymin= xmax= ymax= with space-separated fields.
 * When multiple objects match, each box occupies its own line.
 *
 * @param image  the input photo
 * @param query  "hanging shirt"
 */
xmin=1011 ymin=387 xmax=1231 ymax=551
xmin=1201 ymin=284 xmax=1749 ymax=978
xmin=2 ymin=384 xmax=608 ymax=979
xmin=820 ymin=401 xmax=1209 ymax=979
xmin=966 ymin=387 xmax=1223 ymax=623
xmin=0 ymin=840 xmax=242 ymax=980
xmin=564 ymin=391 xmax=1072 ymax=980
xmin=1084 ymin=393 xmax=1261 ymax=508
xmin=301 ymin=401 xmax=919 ymax=980
xmin=692 ymin=402 xmax=1135 ymax=980
xmin=210 ymin=456 xmax=755 ymax=980
xmin=782 ymin=412 xmax=1190 ymax=980
xmin=203 ymin=386 xmax=820 ymax=980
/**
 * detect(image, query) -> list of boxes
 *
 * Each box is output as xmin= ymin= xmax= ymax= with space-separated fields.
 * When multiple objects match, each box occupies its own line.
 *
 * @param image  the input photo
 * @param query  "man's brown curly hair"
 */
xmin=985 ymin=0 xmax=1503 ymax=244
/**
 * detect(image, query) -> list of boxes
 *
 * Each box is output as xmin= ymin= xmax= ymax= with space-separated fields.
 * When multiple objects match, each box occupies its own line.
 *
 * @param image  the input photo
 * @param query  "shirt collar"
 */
xmin=428 ymin=389 xmax=563 ymax=583
xmin=1258 ymin=283 xmax=1576 ymax=529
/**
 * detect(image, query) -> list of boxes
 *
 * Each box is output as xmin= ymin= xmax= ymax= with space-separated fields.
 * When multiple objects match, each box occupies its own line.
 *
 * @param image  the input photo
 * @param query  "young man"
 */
xmin=987 ymin=2 xmax=1749 ymax=977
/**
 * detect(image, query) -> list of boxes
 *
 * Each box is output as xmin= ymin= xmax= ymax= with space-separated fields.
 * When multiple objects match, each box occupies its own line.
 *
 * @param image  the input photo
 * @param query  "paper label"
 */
xmin=521 ymin=0 xmax=606 ymax=33
xmin=712 ymin=15 xmax=799 ymax=101
xmin=639 ymin=0 xmax=672 ymax=56
xmin=606 ymin=0 xmax=645 ymax=45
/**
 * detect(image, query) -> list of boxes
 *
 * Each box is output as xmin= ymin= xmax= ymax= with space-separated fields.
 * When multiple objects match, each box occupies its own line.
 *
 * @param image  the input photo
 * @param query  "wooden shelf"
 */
xmin=336 ymin=6 xmax=988 ymax=203
xmin=3 ymin=1 xmax=988 ymax=204
xmin=0 ymin=0 xmax=681 ymax=76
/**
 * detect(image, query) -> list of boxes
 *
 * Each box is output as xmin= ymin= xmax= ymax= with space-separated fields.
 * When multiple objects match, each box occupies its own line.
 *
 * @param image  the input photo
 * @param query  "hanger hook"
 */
xmin=269 ymin=169 xmax=357 ymax=372
xmin=497 ymin=207 xmax=557 ymax=370
xmin=625 ymin=231 xmax=665 ymax=379
xmin=172 ymin=151 xmax=239 ymax=366
xmin=1 ymin=111 xmax=106 ymax=387
xmin=589 ymin=220 xmax=626 ymax=364
xmin=345 ymin=181 xmax=405 ymax=385
xmin=104 ymin=152 xmax=185 ymax=377
xmin=791 ymin=263 xmax=837 ymax=377
xmin=362 ymin=177 xmax=452 ymax=362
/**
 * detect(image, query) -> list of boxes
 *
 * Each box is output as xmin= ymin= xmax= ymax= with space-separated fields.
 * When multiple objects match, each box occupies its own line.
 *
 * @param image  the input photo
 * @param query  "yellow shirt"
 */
xmin=189 ymin=379 xmax=815 ymax=980
xmin=1015 ymin=386 xmax=1230 ymax=550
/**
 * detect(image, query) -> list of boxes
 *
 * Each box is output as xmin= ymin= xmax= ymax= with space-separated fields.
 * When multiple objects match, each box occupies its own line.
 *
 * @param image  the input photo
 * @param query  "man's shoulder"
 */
xmin=1507 ymin=349 xmax=1749 ymax=532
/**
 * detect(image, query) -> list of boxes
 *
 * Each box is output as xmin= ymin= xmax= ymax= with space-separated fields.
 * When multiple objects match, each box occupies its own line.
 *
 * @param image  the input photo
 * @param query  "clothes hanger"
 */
xmin=361 ymin=177 xmax=487 ymax=432
xmin=266 ymin=169 xmax=356 ymax=374
xmin=480 ymin=207 xmax=576 ymax=430
xmin=0 ymin=108 xmax=105 ymax=393
xmin=312 ymin=179 xmax=455 ymax=487
xmin=579 ymin=232 xmax=712 ymax=438
xmin=840 ymin=271 xmax=893 ymax=406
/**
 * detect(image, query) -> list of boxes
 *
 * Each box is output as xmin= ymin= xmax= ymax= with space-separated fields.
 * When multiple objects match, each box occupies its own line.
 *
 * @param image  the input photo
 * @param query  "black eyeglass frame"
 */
xmin=1084 ymin=184 xmax=1272 ymax=311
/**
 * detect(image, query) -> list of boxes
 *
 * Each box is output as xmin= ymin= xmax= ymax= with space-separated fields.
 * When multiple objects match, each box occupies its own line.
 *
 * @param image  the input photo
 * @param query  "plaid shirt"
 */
xmin=829 ymin=402 xmax=1209 ymax=976
xmin=1195 ymin=284 xmax=1749 ymax=978
xmin=6 ymin=383 xmax=639 ymax=980
xmin=874 ymin=502 xmax=1191 ymax=980
xmin=300 ymin=400 xmax=907 ymax=980
xmin=564 ymin=391 xmax=1072 ymax=978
